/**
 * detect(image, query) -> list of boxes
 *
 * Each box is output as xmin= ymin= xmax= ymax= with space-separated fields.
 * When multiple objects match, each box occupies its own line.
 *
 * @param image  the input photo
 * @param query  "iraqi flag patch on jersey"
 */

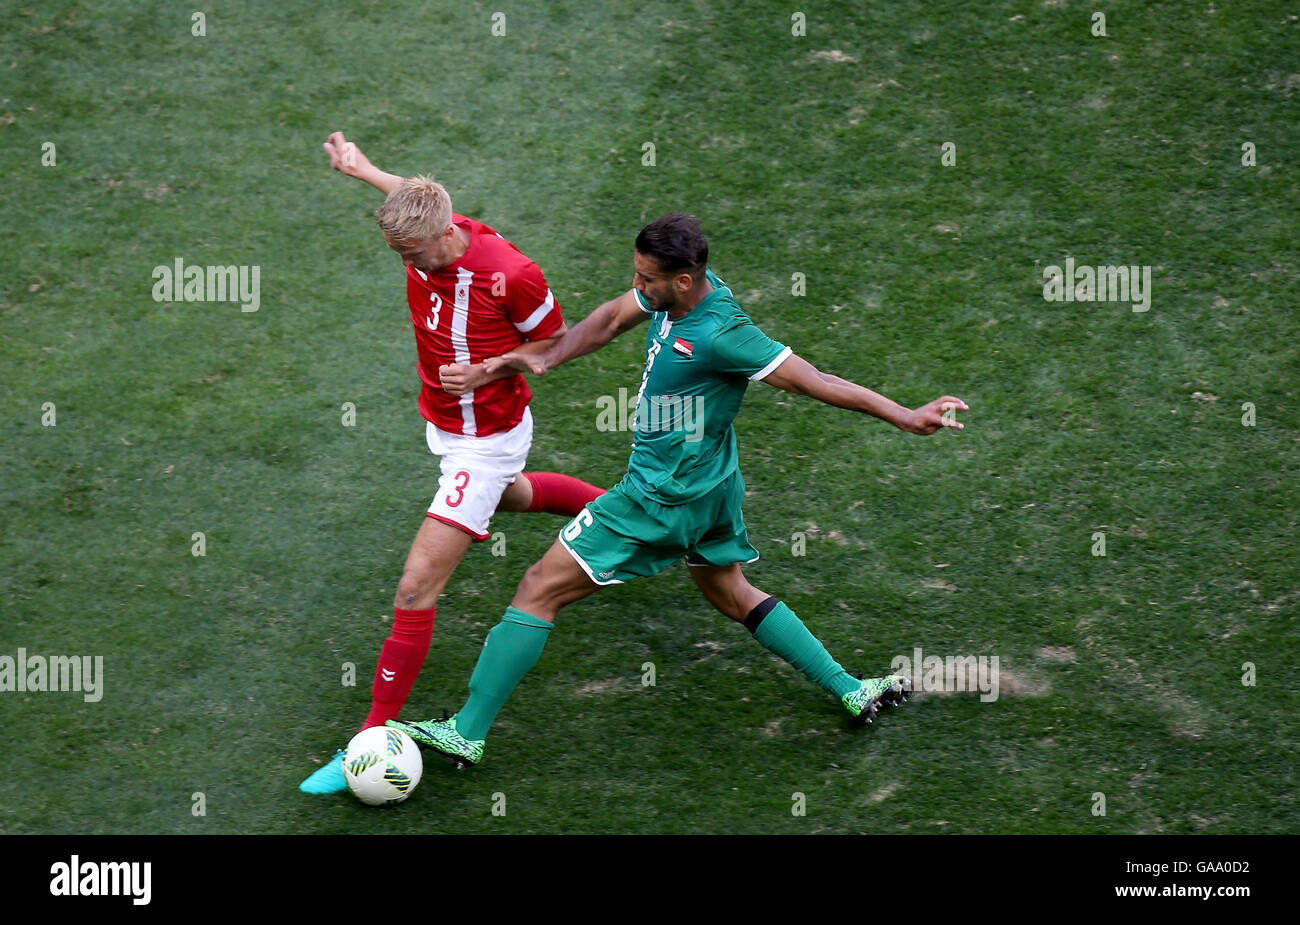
xmin=672 ymin=338 xmax=694 ymax=358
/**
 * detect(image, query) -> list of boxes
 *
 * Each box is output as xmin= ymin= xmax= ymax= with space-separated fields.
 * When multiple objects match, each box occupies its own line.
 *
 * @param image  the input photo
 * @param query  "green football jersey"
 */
xmin=627 ymin=268 xmax=791 ymax=504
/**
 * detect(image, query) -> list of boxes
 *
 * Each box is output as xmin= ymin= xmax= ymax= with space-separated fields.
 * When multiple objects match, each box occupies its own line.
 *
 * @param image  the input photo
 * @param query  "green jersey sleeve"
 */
xmin=708 ymin=317 xmax=792 ymax=380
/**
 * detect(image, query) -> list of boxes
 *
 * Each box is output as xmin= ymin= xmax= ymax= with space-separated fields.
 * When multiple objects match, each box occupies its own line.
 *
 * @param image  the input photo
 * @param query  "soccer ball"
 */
xmin=343 ymin=727 xmax=423 ymax=806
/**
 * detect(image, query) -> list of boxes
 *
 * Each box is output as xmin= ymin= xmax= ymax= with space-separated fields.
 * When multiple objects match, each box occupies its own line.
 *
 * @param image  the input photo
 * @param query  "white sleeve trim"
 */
xmin=514 ymin=289 xmax=556 ymax=333
xmin=749 ymin=345 xmax=792 ymax=381
xmin=634 ymin=289 xmax=652 ymax=313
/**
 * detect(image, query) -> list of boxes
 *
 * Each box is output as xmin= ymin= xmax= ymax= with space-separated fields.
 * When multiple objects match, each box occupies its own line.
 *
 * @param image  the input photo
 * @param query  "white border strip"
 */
xmin=750 ymin=345 xmax=792 ymax=381
xmin=559 ymin=535 xmax=625 ymax=586
xmin=514 ymin=289 xmax=556 ymax=333
xmin=451 ymin=267 xmax=476 ymax=435
xmin=685 ymin=553 xmax=760 ymax=568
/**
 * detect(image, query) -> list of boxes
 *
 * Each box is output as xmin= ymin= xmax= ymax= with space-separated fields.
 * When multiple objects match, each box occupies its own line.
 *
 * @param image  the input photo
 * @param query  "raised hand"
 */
xmin=322 ymin=131 xmax=373 ymax=178
xmin=321 ymin=132 xmax=404 ymax=194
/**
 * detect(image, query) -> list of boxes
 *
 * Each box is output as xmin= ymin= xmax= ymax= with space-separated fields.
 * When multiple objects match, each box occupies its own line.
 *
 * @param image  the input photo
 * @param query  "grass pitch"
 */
xmin=2 ymin=0 xmax=1297 ymax=834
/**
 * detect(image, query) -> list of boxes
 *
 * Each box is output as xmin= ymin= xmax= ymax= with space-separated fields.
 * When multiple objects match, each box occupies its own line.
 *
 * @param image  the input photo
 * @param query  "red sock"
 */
xmin=523 ymin=471 xmax=605 ymax=516
xmin=360 ymin=606 xmax=436 ymax=731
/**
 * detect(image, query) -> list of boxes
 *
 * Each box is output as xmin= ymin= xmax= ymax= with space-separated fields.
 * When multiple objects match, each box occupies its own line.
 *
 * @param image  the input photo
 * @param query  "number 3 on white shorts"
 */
xmin=444 ymin=470 xmax=471 ymax=508
xmin=561 ymin=507 xmax=594 ymax=543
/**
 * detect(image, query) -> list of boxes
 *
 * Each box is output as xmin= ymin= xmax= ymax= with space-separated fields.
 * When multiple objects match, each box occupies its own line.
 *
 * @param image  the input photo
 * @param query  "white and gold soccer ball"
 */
xmin=343 ymin=727 xmax=423 ymax=806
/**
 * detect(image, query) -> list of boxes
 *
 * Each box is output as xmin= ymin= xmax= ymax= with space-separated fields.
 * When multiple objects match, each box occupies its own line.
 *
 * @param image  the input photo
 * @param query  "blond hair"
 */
xmin=374 ymin=175 xmax=453 ymax=245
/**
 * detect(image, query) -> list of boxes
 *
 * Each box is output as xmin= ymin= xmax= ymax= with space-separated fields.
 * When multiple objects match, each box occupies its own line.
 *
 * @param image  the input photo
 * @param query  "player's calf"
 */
xmin=686 ymin=562 xmax=770 ymax=623
xmin=509 ymin=539 xmax=602 ymax=622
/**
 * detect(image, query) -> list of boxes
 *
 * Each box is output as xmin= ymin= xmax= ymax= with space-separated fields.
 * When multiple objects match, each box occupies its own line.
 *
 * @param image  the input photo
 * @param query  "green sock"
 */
xmin=455 ymin=606 xmax=553 ymax=740
xmin=750 ymin=601 xmax=859 ymax=699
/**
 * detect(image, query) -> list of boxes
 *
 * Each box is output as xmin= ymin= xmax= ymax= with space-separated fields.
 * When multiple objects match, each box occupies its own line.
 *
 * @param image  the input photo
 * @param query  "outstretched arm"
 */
xmin=484 ymin=290 xmax=649 ymax=376
xmin=762 ymin=353 xmax=968 ymax=435
xmin=438 ymin=328 xmax=567 ymax=396
xmin=322 ymin=131 xmax=404 ymax=195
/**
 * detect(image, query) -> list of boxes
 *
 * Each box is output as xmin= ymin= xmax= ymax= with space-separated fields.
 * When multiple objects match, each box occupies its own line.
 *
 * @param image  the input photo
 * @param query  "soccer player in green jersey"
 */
xmin=387 ymin=213 xmax=969 ymax=768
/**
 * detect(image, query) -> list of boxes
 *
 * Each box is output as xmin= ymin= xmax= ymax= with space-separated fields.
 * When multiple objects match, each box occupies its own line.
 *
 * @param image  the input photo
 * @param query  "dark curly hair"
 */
xmin=635 ymin=213 xmax=709 ymax=279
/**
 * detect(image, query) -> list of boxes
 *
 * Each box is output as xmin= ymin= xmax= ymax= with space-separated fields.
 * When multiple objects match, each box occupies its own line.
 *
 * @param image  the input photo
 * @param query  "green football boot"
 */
xmin=386 ymin=714 xmax=484 ymax=770
xmin=842 ymin=674 xmax=910 ymax=725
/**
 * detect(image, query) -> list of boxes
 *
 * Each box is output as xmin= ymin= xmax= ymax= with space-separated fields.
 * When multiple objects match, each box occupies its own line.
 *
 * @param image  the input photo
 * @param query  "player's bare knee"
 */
xmin=394 ymin=569 xmax=444 ymax=609
xmin=494 ymin=492 xmax=526 ymax=514
xmin=512 ymin=554 xmax=585 ymax=618
xmin=504 ymin=569 xmax=533 ymax=612
xmin=393 ymin=584 xmax=426 ymax=609
xmin=495 ymin=474 xmax=532 ymax=513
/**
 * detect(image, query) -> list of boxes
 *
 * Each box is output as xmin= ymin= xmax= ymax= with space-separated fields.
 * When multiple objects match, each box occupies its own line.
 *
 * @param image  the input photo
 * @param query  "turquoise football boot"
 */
xmin=299 ymin=748 xmax=347 ymax=794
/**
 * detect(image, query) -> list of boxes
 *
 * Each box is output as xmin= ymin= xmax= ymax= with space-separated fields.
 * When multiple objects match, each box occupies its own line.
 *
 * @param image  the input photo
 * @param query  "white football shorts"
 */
xmin=424 ymin=407 xmax=533 ymax=540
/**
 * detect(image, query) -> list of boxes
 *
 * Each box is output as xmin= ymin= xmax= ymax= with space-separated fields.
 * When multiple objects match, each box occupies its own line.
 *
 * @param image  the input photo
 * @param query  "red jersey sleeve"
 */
xmin=505 ymin=261 xmax=564 ymax=340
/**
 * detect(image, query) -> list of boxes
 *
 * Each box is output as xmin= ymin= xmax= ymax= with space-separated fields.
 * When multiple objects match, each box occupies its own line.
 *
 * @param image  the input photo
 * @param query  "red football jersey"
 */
xmin=405 ymin=215 xmax=564 ymax=436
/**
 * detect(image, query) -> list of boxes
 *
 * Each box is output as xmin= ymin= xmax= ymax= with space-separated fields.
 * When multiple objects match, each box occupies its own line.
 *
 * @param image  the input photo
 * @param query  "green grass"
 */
xmin=1 ymin=0 xmax=1297 ymax=834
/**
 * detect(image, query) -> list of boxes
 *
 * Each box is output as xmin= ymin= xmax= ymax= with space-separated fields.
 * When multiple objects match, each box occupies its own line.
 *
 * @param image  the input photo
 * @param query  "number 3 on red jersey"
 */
xmin=445 ymin=470 xmax=471 ymax=508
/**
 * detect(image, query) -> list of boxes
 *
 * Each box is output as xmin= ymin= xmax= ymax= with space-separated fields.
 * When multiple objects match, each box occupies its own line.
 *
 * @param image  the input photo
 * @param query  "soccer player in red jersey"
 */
xmin=300 ymin=133 xmax=604 ymax=794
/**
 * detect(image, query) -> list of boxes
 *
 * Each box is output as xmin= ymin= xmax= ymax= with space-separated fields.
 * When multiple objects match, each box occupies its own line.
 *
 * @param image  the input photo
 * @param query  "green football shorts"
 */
xmin=559 ymin=469 xmax=760 ymax=585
